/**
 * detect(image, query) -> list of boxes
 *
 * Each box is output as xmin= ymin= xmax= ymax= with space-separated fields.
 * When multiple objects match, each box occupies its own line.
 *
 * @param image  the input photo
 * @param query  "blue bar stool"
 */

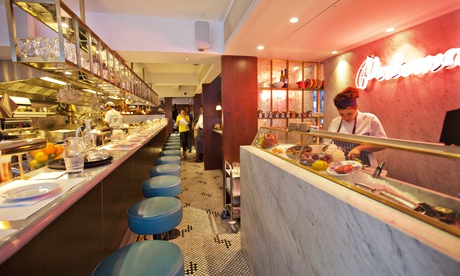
xmin=164 ymin=142 xmax=181 ymax=146
xmin=160 ymin=150 xmax=181 ymax=157
xmin=156 ymin=156 xmax=181 ymax=166
xmin=142 ymin=175 xmax=182 ymax=198
xmin=127 ymin=197 xmax=183 ymax=241
xmin=162 ymin=145 xmax=181 ymax=151
xmin=92 ymin=240 xmax=184 ymax=276
xmin=150 ymin=164 xmax=181 ymax=177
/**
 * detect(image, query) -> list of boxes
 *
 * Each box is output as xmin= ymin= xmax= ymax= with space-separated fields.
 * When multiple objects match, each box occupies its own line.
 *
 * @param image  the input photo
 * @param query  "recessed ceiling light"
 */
xmin=331 ymin=51 xmax=338 ymax=54
xmin=386 ymin=27 xmax=395 ymax=33
xmin=290 ymin=18 xmax=298 ymax=23
xmin=185 ymin=58 xmax=189 ymax=61
xmin=257 ymin=46 xmax=264 ymax=50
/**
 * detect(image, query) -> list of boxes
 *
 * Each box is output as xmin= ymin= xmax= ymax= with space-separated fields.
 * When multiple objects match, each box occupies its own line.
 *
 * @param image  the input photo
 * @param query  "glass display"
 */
xmin=252 ymin=126 xmax=460 ymax=237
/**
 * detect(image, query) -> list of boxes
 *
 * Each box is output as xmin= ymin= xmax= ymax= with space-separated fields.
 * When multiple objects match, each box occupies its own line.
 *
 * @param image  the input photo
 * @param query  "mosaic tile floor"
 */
xmin=125 ymin=150 xmax=252 ymax=275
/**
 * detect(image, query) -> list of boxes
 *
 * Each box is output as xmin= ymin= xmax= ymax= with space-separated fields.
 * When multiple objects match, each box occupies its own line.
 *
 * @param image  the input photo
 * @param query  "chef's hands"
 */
xmin=347 ymin=148 xmax=361 ymax=160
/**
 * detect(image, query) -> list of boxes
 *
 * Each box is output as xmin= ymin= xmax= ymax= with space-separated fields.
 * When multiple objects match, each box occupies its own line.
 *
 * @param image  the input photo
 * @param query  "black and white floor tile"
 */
xmin=126 ymin=151 xmax=252 ymax=276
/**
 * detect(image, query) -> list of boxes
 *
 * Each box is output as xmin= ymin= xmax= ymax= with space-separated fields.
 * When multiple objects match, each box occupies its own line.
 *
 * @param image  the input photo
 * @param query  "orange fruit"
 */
xmin=54 ymin=155 xmax=63 ymax=160
xmin=35 ymin=152 xmax=49 ymax=163
xmin=42 ymin=143 xmax=56 ymax=155
xmin=55 ymin=144 xmax=64 ymax=155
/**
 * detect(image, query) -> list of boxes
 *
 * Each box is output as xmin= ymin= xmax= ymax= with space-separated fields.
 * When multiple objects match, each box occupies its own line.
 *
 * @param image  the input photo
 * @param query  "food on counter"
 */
xmin=312 ymin=160 xmax=328 ymax=171
xmin=259 ymin=133 xmax=279 ymax=148
xmin=271 ymin=148 xmax=284 ymax=154
xmin=299 ymin=151 xmax=333 ymax=166
xmin=286 ymin=145 xmax=312 ymax=159
xmin=334 ymin=164 xmax=354 ymax=174
xmin=28 ymin=143 xmax=63 ymax=171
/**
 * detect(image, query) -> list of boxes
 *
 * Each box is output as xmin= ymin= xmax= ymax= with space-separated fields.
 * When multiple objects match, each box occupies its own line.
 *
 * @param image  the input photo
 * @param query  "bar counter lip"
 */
xmin=0 ymin=123 xmax=167 ymax=264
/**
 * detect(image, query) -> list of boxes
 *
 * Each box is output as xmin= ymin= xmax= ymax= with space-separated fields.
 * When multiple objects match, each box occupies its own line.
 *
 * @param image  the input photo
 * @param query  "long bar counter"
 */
xmin=240 ymin=146 xmax=460 ymax=276
xmin=0 ymin=120 xmax=168 ymax=274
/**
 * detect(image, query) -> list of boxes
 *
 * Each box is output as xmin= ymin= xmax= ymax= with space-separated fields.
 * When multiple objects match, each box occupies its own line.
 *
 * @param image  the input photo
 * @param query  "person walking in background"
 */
xmin=176 ymin=109 xmax=190 ymax=158
xmin=194 ymin=106 xmax=204 ymax=162
xmin=185 ymin=106 xmax=194 ymax=153
xmin=172 ymin=103 xmax=178 ymax=133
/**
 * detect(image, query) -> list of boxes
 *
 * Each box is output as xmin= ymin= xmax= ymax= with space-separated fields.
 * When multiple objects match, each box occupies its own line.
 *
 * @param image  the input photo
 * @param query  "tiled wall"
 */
xmin=323 ymin=10 xmax=460 ymax=196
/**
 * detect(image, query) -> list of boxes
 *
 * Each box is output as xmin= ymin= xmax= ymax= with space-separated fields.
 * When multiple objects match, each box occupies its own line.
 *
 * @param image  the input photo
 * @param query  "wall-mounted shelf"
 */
xmin=257 ymin=59 xmax=324 ymax=129
xmin=4 ymin=0 xmax=158 ymax=106
xmin=12 ymin=112 xmax=56 ymax=118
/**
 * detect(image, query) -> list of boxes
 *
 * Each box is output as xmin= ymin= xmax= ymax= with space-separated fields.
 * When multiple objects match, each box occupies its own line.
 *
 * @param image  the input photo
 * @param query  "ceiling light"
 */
xmin=290 ymin=18 xmax=298 ymax=23
xmin=386 ymin=27 xmax=395 ymax=33
xmin=331 ymin=51 xmax=338 ymax=54
xmin=40 ymin=77 xmax=67 ymax=85
xmin=257 ymin=46 xmax=264 ymax=50
xmin=216 ymin=103 xmax=222 ymax=111
xmin=61 ymin=23 xmax=69 ymax=28
xmin=64 ymin=71 xmax=72 ymax=75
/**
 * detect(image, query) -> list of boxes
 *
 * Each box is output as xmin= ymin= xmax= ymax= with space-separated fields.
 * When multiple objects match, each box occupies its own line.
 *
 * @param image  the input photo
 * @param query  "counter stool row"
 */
xmin=93 ymin=144 xmax=185 ymax=276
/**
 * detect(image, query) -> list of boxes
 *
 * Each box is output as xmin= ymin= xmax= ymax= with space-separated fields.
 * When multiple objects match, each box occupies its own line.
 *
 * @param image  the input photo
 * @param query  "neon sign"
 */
xmin=355 ymin=48 xmax=460 ymax=89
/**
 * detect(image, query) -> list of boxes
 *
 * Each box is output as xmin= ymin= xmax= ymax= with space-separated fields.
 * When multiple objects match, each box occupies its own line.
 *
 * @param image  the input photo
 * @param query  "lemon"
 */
xmin=29 ymin=159 xmax=38 ymax=170
xmin=312 ymin=160 xmax=328 ymax=171
xmin=35 ymin=152 xmax=49 ymax=163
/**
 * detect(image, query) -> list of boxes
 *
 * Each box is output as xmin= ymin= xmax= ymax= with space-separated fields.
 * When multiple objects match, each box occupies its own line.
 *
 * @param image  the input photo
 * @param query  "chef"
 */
xmin=324 ymin=87 xmax=387 ymax=167
xmin=103 ymin=101 xmax=122 ymax=129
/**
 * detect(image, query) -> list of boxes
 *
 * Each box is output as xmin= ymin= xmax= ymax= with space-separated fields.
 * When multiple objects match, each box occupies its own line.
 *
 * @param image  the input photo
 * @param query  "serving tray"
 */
xmin=47 ymin=156 xmax=113 ymax=170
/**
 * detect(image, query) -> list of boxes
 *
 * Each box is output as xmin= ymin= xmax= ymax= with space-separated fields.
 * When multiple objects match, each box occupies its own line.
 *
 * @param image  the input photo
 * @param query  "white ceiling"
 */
xmin=3 ymin=0 xmax=460 ymax=99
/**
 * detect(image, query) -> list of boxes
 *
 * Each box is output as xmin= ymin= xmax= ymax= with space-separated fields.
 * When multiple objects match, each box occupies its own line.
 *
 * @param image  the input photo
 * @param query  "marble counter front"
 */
xmin=240 ymin=146 xmax=460 ymax=276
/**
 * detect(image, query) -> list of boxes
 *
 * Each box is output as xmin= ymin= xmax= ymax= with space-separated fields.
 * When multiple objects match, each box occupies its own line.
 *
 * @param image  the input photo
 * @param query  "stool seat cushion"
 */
xmin=165 ymin=142 xmax=181 ymax=146
xmin=92 ymin=240 xmax=184 ymax=276
xmin=156 ymin=156 xmax=181 ymax=166
xmin=162 ymin=146 xmax=181 ymax=151
xmin=150 ymin=164 xmax=181 ymax=177
xmin=160 ymin=150 xmax=181 ymax=157
xmin=127 ymin=197 xmax=183 ymax=235
xmin=142 ymin=175 xmax=182 ymax=198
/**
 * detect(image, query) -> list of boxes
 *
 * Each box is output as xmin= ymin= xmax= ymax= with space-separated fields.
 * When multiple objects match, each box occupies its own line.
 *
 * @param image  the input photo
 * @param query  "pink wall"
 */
xmin=323 ymin=9 xmax=460 ymax=196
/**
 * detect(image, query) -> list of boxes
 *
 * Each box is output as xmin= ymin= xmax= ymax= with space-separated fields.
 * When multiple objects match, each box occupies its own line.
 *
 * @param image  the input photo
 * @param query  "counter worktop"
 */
xmin=0 ymin=121 xmax=167 ymax=270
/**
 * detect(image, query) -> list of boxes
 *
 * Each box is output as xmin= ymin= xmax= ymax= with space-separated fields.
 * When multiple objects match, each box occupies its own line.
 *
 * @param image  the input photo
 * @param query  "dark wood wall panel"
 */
xmin=221 ymin=56 xmax=258 ymax=164
xmin=203 ymin=77 xmax=222 ymax=170
xmin=164 ymin=97 xmax=173 ymax=137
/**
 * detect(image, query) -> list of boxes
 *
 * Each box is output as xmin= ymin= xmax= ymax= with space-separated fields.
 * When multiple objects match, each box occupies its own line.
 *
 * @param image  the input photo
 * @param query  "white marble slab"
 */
xmin=240 ymin=146 xmax=460 ymax=276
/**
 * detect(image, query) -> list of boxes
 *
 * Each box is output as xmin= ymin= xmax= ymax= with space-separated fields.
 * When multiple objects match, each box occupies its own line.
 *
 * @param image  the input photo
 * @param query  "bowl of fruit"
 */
xmin=257 ymin=133 xmax=279 ymax=149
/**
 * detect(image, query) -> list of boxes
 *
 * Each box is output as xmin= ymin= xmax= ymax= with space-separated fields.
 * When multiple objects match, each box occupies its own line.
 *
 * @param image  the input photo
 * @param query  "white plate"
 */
xmin=1 ymin=183 xmax=60 ymax=200
xmin=326 ymin=161 xmax=362 ymax=176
